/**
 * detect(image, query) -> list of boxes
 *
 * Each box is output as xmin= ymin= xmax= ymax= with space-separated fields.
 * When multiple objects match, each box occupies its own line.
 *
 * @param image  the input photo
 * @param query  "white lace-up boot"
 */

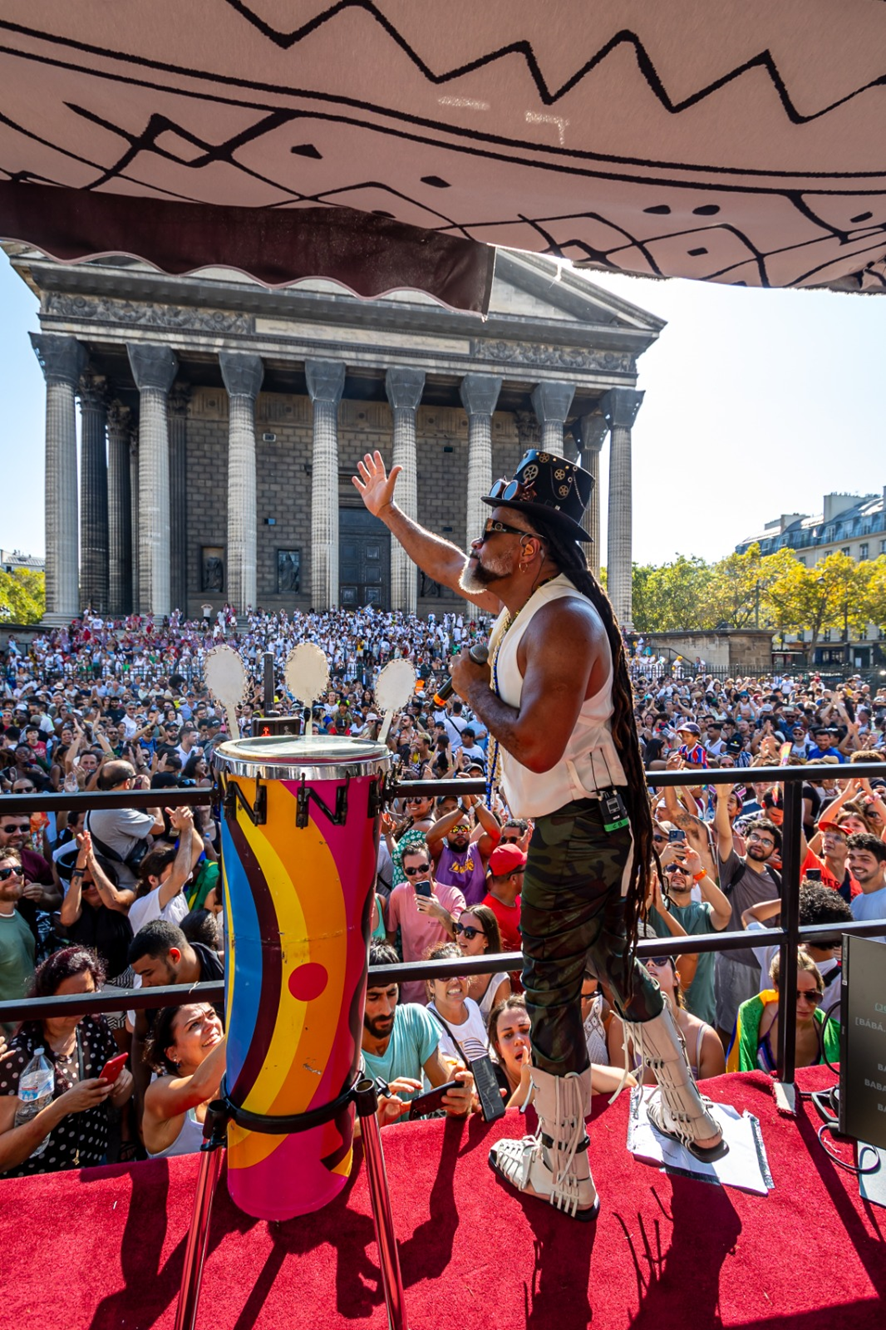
xmin=628 ymin=1005 xmax=728 ymax=1162
xmin=488 ymin=1067 xmax=599 ymax=1221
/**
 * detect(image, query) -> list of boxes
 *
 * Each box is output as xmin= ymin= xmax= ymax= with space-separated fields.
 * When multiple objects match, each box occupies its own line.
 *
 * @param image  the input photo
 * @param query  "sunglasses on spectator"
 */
xmin=0 ymin=865 xmax=22 ymax=881
xmin=453 ymin=923 xmax=486 ymax=940
xmin=795 ymin=989 xmax=824 ymax=1005
xmin=652 ymin=833 xmax=666 ymax=843
xmin=664 ymin=863 xmax=687 ymax=875
xmin=500 ymin=835 xmax=522 ymax=844
xmin=404 ymin=863 xmax=431 ymax=876
xmin=1 ymin=824 xmax=29 ymax=834
xmin=451 ymin=823 xmax=471 ymax=833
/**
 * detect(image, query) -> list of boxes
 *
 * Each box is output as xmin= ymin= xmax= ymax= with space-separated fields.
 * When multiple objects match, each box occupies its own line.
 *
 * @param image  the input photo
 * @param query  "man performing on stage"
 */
xmin=353 ymin=447 xmax=726 ymax=1221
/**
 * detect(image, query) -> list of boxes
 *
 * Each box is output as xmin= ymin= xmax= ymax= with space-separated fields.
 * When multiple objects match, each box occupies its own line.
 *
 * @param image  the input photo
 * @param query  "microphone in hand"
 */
xmin=433 ymin=644 xmax=489 ymax=706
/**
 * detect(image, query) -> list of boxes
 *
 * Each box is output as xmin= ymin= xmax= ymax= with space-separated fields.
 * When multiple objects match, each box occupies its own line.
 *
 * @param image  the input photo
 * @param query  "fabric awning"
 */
xmin=2 ymin=2 xmax=885 ymax=310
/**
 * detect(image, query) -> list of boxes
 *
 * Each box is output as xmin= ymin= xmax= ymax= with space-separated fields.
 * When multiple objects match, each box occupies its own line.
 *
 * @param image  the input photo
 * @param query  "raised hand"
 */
xmin=352 ymin=451 xmax=402 ymax=518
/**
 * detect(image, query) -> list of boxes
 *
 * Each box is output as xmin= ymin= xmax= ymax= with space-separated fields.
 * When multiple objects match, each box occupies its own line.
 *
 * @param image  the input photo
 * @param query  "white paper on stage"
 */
xmin=626 ymin=1085 xmax=773 ymax=1196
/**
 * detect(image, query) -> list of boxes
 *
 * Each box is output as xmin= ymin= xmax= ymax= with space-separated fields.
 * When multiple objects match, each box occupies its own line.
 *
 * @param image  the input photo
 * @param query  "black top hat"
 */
xmin=481 ymin=449 xmax=593 ymax=543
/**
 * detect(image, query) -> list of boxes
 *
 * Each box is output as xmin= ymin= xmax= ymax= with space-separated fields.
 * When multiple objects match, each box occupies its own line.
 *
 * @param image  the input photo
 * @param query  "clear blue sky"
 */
xmin=2 ymin=249 xmax=885 ymax=566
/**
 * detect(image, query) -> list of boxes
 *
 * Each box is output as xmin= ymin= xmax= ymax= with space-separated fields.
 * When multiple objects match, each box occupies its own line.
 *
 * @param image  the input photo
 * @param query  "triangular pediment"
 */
xmin=491 ymin=250 xmax=665 ymax=335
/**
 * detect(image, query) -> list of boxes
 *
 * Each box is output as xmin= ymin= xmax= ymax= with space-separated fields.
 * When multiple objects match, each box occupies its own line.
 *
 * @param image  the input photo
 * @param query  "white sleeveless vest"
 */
xmin=491 ymin=574 xmax=627 ymax=818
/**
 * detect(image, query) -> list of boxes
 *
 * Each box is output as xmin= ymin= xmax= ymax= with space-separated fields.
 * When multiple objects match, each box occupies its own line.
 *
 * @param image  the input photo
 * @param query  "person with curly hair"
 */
xmin=141 ymin=1002 xmax=226 ymax=1157
xmin=0 ymin=945 xmax=132 ymax=1175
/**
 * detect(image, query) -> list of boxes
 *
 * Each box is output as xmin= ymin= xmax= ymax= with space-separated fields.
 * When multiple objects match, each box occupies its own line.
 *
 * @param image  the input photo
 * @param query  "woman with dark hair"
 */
xmin=610 ymin=956 xmax=725 ymax=1082
xmin=0 ymin=946 xmax=133 ymax=1175
xmin=453 ymin=903 xmax=511 ymax=1020
xmin=181 ymin=751 xmax=210 ymax=784
xmin=142 ymin=1003 xmax=226 ymax=1157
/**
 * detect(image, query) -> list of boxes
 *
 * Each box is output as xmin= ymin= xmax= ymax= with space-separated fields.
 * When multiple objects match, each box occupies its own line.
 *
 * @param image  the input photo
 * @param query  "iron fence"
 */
xmin=0 ymin=765 xmax=884 ymax=1090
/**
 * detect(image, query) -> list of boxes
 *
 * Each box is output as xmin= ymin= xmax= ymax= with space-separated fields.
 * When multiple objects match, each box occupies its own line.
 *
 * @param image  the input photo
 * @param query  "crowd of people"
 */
xmin=0 ymin=607 xmax=884 ymax=1174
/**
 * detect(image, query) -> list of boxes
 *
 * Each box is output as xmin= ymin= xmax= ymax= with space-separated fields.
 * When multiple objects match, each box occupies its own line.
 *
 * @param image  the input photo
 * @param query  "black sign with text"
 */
xmin=251 ymin=715 xmax=301 ymax=739
xmin=840 ymin=935 xmax=886 ymax=1149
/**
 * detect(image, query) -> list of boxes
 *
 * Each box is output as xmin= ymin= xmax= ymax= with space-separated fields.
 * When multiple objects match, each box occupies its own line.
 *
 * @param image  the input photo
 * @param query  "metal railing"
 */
xmin=0 ymin=765 xmax=884 ymax=1090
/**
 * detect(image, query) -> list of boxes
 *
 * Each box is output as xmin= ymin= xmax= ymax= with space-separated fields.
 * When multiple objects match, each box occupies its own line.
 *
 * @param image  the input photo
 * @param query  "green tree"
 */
xmin=641 ymin=555 xmax=717 ymax=631
xmin=706 ymin=544 xmax=799 ymax=628
xmin=0 ymin=569 xmax=45 ymax=624
xmin=765 ymin=551 xmax=869 ymax=661
xmin=859 ymin=556 xmax=886 ymax=632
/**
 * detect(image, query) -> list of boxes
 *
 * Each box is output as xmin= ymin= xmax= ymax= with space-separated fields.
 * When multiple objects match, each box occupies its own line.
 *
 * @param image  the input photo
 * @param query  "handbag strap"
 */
xmin=427 ymin=1006 xmax=472 ymax=1066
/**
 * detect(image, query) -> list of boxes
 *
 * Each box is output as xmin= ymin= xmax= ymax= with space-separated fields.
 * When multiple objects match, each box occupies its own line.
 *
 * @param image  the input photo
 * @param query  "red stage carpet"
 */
xmin=3 ymin=1070 xmax=882 ymax=1330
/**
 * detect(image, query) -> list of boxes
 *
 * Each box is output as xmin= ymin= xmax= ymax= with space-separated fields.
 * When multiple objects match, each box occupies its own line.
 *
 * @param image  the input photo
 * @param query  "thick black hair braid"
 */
xmin=533 ymin=519 xmax=653 ymax=977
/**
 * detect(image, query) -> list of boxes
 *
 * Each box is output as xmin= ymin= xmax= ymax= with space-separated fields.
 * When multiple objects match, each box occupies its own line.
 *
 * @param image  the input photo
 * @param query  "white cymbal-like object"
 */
xmin=374 ymin=659 xmax=417 ymax=744
xmin=284 ymin=643 xmax=331 ymax=736
xmin=203 ymin=645 xmax=248 ymax=741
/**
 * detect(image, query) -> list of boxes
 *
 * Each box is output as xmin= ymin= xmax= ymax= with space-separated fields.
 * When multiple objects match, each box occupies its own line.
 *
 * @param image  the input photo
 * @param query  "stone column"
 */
xmin=531 ymin=380 xmax=576 ymax=455
xmin=578 ymin=412 xmax=608 ymax=578
xmin=78 ymin=372 xmax=110 ymax=613
xmin=127 ymin=343 xmax=178 ymax=617
xmin=385 ymin=367 xmax=425 ymax=613
xmin=30 ymin=333 xmax=87 ymax=623
xmin=107 ymin=402 xmax=133 ymax=615
xmin=129 ymin=418 xmax=140 ymax=613
xmin=601 ymin=388 xmax=644 ymax=629
xmin=168 ymin=384 xmax=191 ymax=617
xmin=306 ymin=359 xmax=346 ymax=610
xmin=220 ymin=354 xmax=264 ymax=615
xmin=459 ymin=374 xmax=502 ymax=548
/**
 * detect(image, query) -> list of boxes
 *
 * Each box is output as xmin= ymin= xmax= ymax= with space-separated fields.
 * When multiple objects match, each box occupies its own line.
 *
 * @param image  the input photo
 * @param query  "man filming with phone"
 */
xmin=385 ymin=842 xmax=466 ymax=1004
xmin=362 ymin=943 xmax=474 ymax=1127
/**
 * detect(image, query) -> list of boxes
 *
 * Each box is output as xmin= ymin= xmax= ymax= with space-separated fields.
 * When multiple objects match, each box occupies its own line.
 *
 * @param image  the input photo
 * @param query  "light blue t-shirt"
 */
xmin=850 ymin=886 xmax=886 ymax=941
xmin=361 ymin=1002 xmax=441 ymax=1098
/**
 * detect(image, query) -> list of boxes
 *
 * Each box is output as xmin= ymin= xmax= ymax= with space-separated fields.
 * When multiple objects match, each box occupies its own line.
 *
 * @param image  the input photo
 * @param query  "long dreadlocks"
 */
xmin=531 ymin=516 xmax=653 ymax=976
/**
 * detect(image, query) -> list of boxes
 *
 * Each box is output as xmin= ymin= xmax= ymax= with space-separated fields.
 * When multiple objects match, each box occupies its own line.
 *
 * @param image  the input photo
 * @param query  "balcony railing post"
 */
xmin=777 ymin=780 xmax=803 ymax=1087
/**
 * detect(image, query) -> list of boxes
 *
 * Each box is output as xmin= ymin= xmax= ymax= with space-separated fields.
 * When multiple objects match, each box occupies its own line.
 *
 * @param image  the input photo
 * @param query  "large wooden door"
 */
xmin=339 ymin=508 xmax=391 ymax=610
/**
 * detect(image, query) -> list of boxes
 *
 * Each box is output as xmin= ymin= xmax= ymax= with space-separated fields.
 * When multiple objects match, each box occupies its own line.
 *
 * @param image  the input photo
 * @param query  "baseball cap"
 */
xmin=489 ymin=844 xmax=527 ymax=876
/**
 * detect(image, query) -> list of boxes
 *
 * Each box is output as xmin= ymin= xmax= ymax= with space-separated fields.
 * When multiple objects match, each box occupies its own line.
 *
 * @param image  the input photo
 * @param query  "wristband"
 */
xmin=692 ymin=870 xmax=706 ymax=883
xmin=71 ymin=868 xmax=85 ymax=878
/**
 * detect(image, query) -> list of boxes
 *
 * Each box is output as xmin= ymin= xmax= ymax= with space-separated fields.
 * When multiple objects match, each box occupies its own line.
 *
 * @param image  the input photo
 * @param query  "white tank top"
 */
xmin=147 ymin=1107 xmax=205 ymax=1159
xmin=491 ymin=573 xmax=627 ymax=818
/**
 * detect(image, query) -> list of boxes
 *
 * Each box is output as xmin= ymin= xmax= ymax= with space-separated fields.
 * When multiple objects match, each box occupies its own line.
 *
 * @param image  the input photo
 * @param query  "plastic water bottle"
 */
xmin=13 ymin=1048 xmax=55 ymax=1158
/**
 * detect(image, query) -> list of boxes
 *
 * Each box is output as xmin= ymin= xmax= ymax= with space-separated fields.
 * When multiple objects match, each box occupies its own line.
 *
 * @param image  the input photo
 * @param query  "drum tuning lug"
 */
xmin=223 ymin=778 xmax=267 ymax=826
xmin=296 ymin=774 xmax=350 ymax=829
xmin=368 ymin=773 xmax=391 ymax=818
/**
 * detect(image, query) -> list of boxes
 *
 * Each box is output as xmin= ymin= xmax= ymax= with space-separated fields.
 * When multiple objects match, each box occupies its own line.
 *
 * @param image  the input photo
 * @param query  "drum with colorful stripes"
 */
xmin=212 ymin=735 xmax=391 ymax=1220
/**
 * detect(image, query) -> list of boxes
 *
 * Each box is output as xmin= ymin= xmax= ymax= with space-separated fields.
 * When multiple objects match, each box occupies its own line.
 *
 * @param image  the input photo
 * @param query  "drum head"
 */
xmin=213 ymin=734 xmax=392 ymax=779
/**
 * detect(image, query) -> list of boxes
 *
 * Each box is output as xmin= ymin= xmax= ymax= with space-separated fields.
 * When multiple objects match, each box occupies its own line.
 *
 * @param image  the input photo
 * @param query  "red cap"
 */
xmin=489 ymin=844 xmax=527 ymax=876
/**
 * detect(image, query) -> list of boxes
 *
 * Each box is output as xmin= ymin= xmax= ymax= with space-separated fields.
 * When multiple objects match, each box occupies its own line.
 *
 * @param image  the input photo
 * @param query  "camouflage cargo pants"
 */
xmin=521 ymin=797 xmax=663 ymax=1076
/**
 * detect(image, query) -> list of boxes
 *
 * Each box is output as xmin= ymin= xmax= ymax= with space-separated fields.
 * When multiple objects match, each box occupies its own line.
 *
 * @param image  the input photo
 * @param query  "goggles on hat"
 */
xmin=487 ymin=477 xmax=537 ymax=503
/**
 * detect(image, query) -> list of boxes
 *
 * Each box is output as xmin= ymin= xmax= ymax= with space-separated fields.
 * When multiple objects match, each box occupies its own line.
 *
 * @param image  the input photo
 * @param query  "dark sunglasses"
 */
xmin=453 ymin=923 xmax=486 ymax=941
xmin=499 ymin=835 xmax=522 ymax=844
xmin=404 ymin=863 xmax=431 ymax=876
xmin=478 ymin=519 xmax=526 ymax=543
xmin=0 ymin=825 xmax=29 ymax=834
xmin=795 ymin=989 xmax=824 ymax=1005
xmin=0 ymin=865 xmax=21 ymax=881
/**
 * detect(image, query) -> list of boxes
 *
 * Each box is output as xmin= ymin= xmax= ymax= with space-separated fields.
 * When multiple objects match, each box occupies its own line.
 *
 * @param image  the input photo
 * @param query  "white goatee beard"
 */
xmin=458 ymin=560 xmax=488 ymax=594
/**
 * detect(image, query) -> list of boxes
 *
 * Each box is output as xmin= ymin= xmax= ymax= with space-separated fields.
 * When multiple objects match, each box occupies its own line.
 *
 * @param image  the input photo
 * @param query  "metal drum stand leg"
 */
xmin=173 ymin=1084 xmax=409 ymax=1330
xmin=174 ymin=1101 xmax=230 ymax=1330
xmin=353 ymin=1078 xmax=409 ymax=1330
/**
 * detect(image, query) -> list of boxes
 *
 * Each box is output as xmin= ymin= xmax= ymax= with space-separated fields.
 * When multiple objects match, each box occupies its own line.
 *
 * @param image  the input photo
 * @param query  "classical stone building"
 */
xmin=6 ymin=244 xmax=662 ymax=625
